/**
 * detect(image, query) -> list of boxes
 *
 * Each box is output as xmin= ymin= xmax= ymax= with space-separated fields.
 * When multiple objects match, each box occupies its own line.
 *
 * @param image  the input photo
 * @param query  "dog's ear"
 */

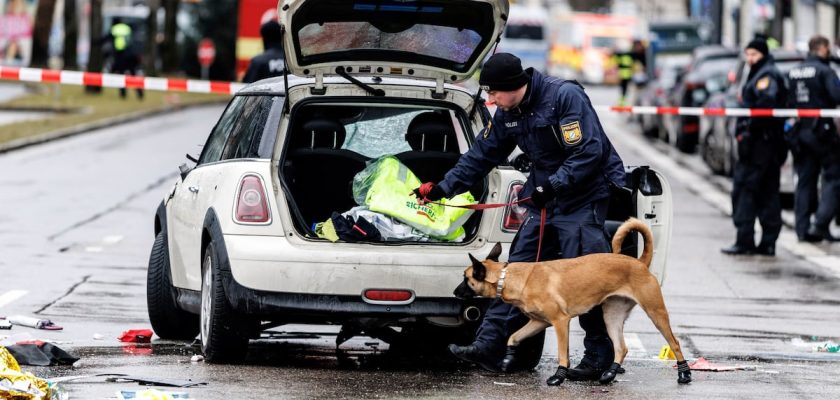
xmin=469 ymin=253 xmax=486 ymax=281
xmin=486 ymin=242 xmax=503 ymax=262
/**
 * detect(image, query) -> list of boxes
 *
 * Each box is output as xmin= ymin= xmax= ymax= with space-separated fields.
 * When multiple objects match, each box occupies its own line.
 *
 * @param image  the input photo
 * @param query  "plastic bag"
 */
xmin=343 ymin=207 xmax=447 ymax=242
xmin=352 ymin=156 xmax=474 ymax=240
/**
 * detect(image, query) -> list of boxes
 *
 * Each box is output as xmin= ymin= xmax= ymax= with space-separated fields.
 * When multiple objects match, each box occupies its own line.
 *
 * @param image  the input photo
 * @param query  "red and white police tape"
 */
xmin=3 ymin=66 xmax=840 ymax=118
xmin=0 ymin=66 xmax=245 ymax=95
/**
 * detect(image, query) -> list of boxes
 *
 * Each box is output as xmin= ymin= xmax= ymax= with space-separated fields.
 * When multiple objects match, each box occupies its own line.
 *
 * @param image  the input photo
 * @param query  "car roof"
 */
xmin=692 ymin=45 xmax=739 ymax=60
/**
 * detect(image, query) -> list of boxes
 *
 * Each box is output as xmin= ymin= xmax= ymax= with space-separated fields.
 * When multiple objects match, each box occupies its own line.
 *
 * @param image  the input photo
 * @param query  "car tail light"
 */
xmin=502 ymin=183 xmax=527 ymax=232
xmin=234 ymin=174 xmax=270 ymax=224
xmin=363 ymin=289 xmax=414 ymax=303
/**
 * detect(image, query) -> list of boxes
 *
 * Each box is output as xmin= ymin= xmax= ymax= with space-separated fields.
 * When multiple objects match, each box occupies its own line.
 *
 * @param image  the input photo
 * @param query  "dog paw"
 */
xmin=677 ymin=360 xmax=692 ymax=384
xmin=500 ymin=346 xmax=517 ymax=373
xmin=546 ymin=366 xmax=568 ymax=386
xmin=598 ymin=363 xmax=621 ymax=385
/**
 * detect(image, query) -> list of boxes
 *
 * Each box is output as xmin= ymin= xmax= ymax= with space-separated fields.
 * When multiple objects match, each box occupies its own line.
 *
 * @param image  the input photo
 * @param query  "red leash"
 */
xmin=419 ymin=195 xmax=546 ymax=262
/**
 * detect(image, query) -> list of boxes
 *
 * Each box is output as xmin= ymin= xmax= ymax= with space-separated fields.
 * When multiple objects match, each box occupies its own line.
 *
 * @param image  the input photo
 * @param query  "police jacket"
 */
xmin=438 ymin=69 xmax=626 ymax=213
xmin=738 ymin=55 xmax=788 ymax=165
xmin=788 ymin=54 xmax=840 ymax=150
xmin=242 ymin=47 xmax=285 ymax=83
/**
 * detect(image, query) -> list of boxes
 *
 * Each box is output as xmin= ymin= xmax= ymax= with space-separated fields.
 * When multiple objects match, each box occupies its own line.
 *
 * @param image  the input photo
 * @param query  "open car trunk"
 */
xmin=279 ymin=100 xmax=487 ymax=243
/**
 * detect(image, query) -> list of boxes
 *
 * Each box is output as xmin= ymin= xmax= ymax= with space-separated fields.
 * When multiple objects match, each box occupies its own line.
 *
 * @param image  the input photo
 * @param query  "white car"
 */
xmin=146 ymin=0 xmax=674 ymax=364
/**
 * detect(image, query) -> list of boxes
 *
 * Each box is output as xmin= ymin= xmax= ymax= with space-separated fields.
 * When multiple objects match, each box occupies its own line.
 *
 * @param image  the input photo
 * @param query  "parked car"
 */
xmin=145 ymin=0 xmax=675 ymax=364
xmin=699 ymin=50 xmax=808 ymax=208
xmin=661 ymin=46 xmax=739 ymax=153
xmin=634 ymin=55 xmax=690 ymax=138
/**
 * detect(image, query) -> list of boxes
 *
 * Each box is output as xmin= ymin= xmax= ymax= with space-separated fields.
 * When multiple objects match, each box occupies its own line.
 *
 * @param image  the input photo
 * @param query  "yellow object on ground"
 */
xmin=658 ymin=344 xmax=676 ymax=360
xmin=353 ymin=156 xmax=475 ymax=240
xmin=0 ymin=346 xmax=51 ymax=400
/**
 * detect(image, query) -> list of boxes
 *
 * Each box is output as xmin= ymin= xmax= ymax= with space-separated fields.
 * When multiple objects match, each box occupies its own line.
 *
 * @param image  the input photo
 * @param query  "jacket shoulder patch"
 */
xmin=756 ymin=77 xmax=770 ymax=90
xmin=560 ymin=121 xmax=583 ymax=145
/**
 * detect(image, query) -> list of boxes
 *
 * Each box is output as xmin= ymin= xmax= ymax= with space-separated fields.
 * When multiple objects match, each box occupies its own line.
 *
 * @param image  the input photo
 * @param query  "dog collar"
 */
xmin=496 ymin=263 xmax=509 ymax=299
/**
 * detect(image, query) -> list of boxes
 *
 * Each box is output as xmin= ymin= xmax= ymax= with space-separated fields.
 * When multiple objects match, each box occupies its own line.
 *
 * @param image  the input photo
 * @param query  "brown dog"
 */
xmin=454 ymin=218 xmax=691 ymax=386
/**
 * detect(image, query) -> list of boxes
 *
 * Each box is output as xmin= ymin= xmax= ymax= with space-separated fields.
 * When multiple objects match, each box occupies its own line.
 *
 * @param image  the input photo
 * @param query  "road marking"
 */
xmin=0 ymin=290 xmax=27 ymax=308
xmin=85 ymin=246 xmax=103 ymax=253
xmin=102 ymin=235 xmax=123 ymax=245
xmin=624 ymin=333 xmax=647 ymax=357
xmin=606 ymin=123 xmax=840 ymax=279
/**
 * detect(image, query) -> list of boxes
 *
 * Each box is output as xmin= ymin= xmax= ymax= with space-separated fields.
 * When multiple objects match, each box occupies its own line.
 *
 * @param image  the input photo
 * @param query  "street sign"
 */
xmin=198 ymin=39 xmax=216 ymax=67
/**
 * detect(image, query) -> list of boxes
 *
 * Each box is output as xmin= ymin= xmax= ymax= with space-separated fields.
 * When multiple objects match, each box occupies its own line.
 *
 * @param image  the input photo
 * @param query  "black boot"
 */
xmin=448 ymin=344 xmax=500 ymax=372
xmin=720 ymin=243 xmax=755 ymax=255
xmin=808 ymin=225 xmax=840 ymax=242
xmin=755 ymin=244 xmax=775 ymax=256
xmin=676 ymin=360 xmax=692 ymax=384
xmin=546 ymin=365 xmax=568 ymax=386
xmin=500 ymin=346 xmax=517 ymax=372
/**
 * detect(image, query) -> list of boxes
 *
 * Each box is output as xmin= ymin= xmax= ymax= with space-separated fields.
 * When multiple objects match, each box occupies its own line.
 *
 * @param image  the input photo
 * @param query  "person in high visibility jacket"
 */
xmin=107 ymin=17 xmax=143 ymax=99
xmin=612 ymin=40 xmax=646 ymax=106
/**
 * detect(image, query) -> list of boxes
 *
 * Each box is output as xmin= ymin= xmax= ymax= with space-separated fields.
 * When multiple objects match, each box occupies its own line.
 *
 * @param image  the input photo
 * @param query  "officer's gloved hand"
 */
xmin=412 ymin=182 xmax=446 ymax=203
xmin=530 ymin=184 xmax=556 ymax=209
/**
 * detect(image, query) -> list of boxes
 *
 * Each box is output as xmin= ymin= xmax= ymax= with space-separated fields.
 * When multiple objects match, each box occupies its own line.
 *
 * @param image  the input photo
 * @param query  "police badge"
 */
xmin=560 ymin=121 xmax=583 ymax=145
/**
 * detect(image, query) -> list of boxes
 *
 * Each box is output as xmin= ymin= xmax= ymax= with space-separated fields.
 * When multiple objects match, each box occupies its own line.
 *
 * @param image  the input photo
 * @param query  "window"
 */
xmin=220 ymin=96 xmax=281 ymax=160
xmin=198 ymin=96 xmax=245 ymax=165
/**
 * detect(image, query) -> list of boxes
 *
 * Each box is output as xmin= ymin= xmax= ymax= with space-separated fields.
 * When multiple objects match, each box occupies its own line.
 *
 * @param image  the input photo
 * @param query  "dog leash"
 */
xmin=418 ymin=196 xmax=546 ymax=262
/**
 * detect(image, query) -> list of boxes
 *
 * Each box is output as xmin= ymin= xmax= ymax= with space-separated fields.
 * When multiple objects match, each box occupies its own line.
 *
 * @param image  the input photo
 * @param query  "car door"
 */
xmin=168 ymin=96 xmax=247 ymax=289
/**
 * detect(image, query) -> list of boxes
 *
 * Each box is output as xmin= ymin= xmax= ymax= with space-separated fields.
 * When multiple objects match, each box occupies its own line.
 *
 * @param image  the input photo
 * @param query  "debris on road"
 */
xmin=189 ymin=355 xmax=204 ymax=363
xmin=105 ymin=375 xmax=208 ymax=388
xmin=5 ymin=341 xmax=78 ymax=367
xmin=0 ymin=318 xmax=11 ymax=330
xmin=7 ymin=316 xmax=63 ymax=331
xmin=492 ymin=381 xmax=515 ymax=386
xmin=0 ymin=345 xmax=58 ymax=400
xmin=117 ymin=388 xmax=191 ymax=399
xmin=119 ymin=329 xmax=154 ymax=343
xmin=677 ymin=357 xmax=750 ymax=372
xmin=790 ymin=337 xmax=840 ymax=353
xmin=93 ymin=333 xmax=104 ymax=340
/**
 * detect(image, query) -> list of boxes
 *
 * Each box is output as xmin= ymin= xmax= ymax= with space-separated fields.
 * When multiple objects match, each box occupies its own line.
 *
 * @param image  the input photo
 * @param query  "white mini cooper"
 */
xmin=146 ymin=0 xmax=673 ymax=363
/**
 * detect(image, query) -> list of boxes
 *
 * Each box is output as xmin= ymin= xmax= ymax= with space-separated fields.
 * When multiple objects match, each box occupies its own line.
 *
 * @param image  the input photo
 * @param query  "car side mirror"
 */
xmin=179 ymin=163 xmax=192 ymax=180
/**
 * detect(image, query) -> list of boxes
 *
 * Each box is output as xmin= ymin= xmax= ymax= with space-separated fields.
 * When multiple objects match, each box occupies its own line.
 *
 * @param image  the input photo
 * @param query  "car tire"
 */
xmin=147 ymin=231 xmax=200 ymax=340
xmin=200 ymin=241 xmax=249 ymax=363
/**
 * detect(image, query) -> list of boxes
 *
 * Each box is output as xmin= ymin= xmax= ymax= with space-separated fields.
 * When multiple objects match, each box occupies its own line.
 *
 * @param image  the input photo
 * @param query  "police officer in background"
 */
xmin=722 ymin=38 xmax=789 ymax=256
xmin=242 ymin=21 xmax=286 ymax=83
xmin=787 ymin=35 xmax=840 ymax=242
xmin=107 ymin=17 xmax=143 ymax=99
xmin=412 ymin=53 xmax=626 ymax=385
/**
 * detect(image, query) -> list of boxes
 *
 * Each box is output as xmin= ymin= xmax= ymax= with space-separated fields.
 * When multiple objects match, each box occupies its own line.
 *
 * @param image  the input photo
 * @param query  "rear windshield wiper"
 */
xmin=335 ymin=66 xmax=385 ymax=96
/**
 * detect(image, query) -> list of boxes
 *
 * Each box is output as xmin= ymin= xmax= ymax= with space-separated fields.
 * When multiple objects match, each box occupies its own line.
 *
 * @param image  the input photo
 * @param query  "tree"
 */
xmin=145 ymin=0 xmax=160 ymax=76
xmin=86 ymin=0 xmax=104 ymax=93
xmin=161 ymin=0 xmax=181 ymax=73
xmin=30 ymin=0 xmax=57 ymax=67
xmin=64 ymin=0 xmax=78 ymax=70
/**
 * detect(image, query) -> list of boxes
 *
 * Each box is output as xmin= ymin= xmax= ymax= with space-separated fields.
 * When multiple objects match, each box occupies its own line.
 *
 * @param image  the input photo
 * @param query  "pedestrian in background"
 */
xmin=242 ymin=21 xmax=285 ymax=83
xmin=722 ymin=38 xmax=788 ymax=256
xmin=787 ymin=35 xmax=840 ymax=242
xmin=613 ymin=40 xmax=646 ymax=106
xmin=107 ymin=17 xmax=143 ymax=100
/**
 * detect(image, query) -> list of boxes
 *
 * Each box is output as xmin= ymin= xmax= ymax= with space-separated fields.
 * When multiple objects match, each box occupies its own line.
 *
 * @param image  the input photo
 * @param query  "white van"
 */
xmin=497 ymin=4 xmax=549 ymax=72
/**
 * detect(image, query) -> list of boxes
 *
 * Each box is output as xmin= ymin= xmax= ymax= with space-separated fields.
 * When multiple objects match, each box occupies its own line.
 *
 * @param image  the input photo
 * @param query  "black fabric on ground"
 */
xmin=6 ymin=342 xmax=79 ymax=366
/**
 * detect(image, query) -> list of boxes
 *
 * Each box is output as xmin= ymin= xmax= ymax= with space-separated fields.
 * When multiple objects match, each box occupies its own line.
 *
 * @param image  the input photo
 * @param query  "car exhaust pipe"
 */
xmin=463 ymin=306 xmax=481 ymax=322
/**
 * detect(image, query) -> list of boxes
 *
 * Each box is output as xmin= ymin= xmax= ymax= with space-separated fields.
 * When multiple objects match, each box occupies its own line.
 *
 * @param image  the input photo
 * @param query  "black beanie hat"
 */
xmin=746 ymin=38 xmax=769 ymax=56
xmin=479 ymin=53 xmax=530 ymax=92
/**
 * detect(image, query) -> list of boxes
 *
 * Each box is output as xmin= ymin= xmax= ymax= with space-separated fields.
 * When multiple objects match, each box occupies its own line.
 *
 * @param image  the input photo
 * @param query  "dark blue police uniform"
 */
xmin=438 ymin=68 xmax=626 ymax=371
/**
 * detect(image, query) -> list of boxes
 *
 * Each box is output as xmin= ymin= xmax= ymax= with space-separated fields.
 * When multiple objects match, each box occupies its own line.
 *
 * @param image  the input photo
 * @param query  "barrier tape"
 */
xmin=3 ymin=65 xmax=839 ymax=117
xmin=594 ymin=105 xmax=840 ymax=118
xmin=0 ymin=66 xmax=245 ymax=95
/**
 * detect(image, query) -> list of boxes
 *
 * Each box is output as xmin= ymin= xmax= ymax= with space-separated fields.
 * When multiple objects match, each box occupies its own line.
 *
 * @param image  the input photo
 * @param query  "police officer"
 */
xmin=722 ymin=39 xmax=788 ymax=256
xmin=108 ymin=18 xmax=143 ymax=99
xmin=413 ymin=53 xmax=626 ymax=383
xmin=788 ymin=35 xmax=840 ymax=242
xmin=242 ymin=21 xmax=286 ymax=83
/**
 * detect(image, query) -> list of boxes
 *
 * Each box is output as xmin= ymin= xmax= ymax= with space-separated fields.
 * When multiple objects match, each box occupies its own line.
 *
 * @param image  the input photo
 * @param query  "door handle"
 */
xmin=189 ymin=186 xmax=200 ymax=193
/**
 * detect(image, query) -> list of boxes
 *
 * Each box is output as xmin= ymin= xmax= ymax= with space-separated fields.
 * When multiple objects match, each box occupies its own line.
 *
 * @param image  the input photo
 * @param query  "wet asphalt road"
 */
xmin=1 ymin=87 xmax=840 ymax=399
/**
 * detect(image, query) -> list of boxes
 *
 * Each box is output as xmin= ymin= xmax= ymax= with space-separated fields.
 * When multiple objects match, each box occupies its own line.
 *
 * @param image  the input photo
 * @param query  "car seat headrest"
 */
xmin=405 ymin=111 xmax=456 ymax=153
xmin=298 ymin=118 xmax=347 ymax=149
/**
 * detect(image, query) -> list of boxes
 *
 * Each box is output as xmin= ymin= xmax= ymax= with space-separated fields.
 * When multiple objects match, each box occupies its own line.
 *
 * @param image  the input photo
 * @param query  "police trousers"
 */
xmin=813 ymin=154 xmax=840 ymax=230
xmin=793 ymin=145 xmax=821 ymax=238
xmin=473 ymin=198 xmax=614 ymax=369
xmin=732 ymin=161 xmax=782 ymax=247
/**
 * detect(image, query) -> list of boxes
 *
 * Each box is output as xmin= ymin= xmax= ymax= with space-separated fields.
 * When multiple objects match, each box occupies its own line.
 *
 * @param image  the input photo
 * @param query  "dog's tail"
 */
xmin=612 ymin=218 xmax=654 ymax=268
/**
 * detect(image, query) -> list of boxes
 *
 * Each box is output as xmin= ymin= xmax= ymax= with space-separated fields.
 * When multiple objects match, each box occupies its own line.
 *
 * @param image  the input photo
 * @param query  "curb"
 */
xmin=0 ymin=100 xmax=227 ymax=154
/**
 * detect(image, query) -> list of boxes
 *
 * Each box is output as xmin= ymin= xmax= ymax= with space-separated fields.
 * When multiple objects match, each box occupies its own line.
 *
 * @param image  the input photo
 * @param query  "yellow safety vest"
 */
xmin=111 ymin=23 xmax=132 ymax=51
xmin=354 ymin=156 xmax=475 ymax=240
xmin=617 ymin=54 xmax=634 ymax=80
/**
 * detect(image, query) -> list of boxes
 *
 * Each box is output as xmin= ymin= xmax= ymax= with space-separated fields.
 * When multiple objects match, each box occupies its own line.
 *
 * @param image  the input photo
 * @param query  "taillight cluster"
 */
xmin=234 ymin=174 xmax=270 ymax=224
xmin=502 ymin=183 xmax=527 ymax=232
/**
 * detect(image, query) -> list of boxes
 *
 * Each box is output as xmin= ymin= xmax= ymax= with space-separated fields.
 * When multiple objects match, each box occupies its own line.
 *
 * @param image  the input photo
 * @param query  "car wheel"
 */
xmin=147 ymin=231 xmax=200 ymax=340
xmin=200 ymin=241 xmax=249 ymax=363
xmin=701 ymin=130 xmax=725 ymax=175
